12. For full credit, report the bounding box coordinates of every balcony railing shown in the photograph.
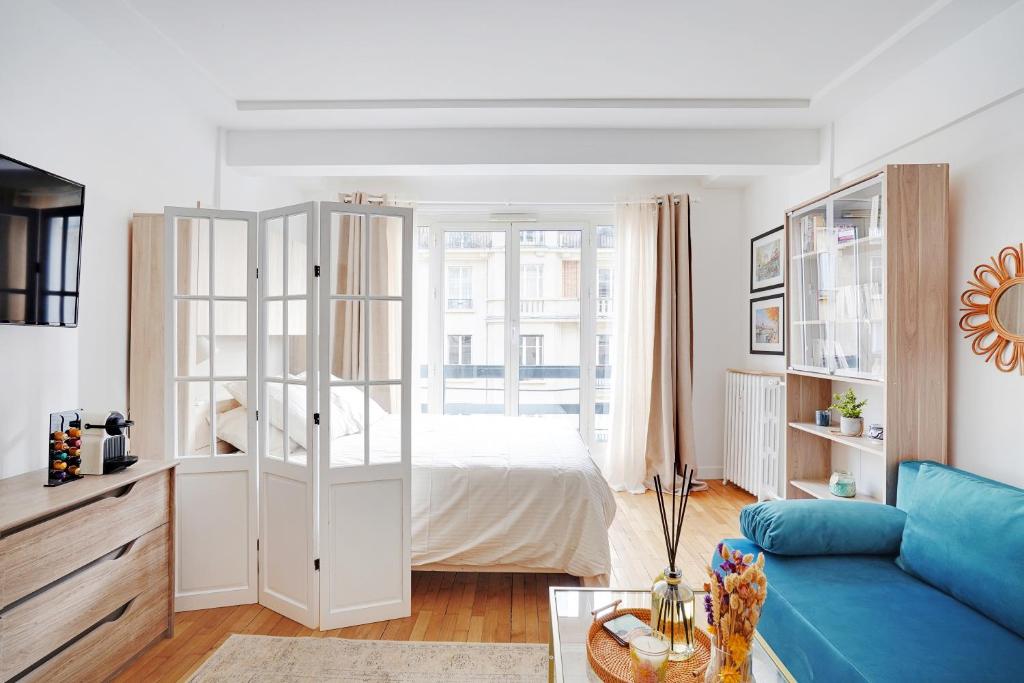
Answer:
[446,233,492,249]
[520,299,544,314]
[558,232,582,249]
[597,298,612,315]
[447,298,473,310]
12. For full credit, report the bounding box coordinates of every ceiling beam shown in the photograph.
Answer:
[236,98,810,111]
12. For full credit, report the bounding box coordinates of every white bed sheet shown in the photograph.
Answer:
[330,414,617,578]
[212,408,617,579]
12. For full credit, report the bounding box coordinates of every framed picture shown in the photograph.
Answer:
[750,225,785,293]
[750,294,785,355]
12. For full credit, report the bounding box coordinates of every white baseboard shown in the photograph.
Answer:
[697,466,723,481]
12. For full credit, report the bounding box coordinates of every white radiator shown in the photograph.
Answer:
[723,370,784,499]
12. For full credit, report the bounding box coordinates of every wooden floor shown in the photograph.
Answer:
[116,480,752,681]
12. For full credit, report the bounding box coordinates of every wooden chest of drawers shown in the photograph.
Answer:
[0,461,175,682]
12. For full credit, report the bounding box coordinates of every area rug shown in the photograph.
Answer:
[190,634,549,682]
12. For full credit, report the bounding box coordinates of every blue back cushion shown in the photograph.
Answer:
[896,462,1024,638]
[741,499,906,556]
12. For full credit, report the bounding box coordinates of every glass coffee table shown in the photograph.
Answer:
[549,587,795,682]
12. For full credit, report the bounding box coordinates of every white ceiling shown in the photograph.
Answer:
[52,0,1016,130]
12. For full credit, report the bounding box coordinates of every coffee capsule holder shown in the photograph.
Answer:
[46,409,86,487]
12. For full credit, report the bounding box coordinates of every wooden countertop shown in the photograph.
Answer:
[0,460,176,534]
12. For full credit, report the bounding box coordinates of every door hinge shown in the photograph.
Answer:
[313,412,320,425]
[256,267,259,279]
[314,558,320,571]
[255,409,259,421]
[314,265,321,277]
[257,539,260,552]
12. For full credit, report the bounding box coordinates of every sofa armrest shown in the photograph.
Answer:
[740,500,906,556]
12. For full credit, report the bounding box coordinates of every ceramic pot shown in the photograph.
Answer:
[839,416,863,436]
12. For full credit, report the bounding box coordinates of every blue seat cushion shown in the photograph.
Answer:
[896,462,1024,638]
[719,538,1024,682]
[740,500,906,556]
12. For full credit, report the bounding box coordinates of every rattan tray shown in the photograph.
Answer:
[586,607,711,683]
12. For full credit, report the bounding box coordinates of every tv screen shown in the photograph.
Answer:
[0,154,84,327]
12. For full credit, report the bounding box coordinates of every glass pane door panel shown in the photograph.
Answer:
[212,380,244,456]
[266,217,285,297]
[286,300,308,377]
[368,385,401,464]
[265,301,285,378]
[262,380,286,461]
[519,229,581,428]
[177,380,211,457]
[213,219,248,297]
[368,300,402,382]
[329,213,366,296]
[327,383,365,468]
[443,230,504,415]
[212,301,247,376]
[369,215,403,297]
[328,300,364,382]
[176,300,209,376]
[286,213,308,296]
[789,203,831,373]
[284,383,308,465]
[594,225,614,456]
[174,218,209,296]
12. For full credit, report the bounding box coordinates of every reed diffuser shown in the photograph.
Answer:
[650,463,696,661]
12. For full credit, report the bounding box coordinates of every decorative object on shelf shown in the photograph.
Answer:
[867,423,884,440]
[586,605,712,683]
[750,225,785,293]
[703,543,767,683]
[750,294,784,355]
[830,389,866,436]
[46,410,85,487]
[958,242,1024,374]
[828,470,857,498]
[814,409,831,427]
[629,634,670,683]
[651,465,697,661]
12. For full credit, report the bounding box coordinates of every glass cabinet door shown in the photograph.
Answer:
[831,177,885,379]
[789,201,831,373]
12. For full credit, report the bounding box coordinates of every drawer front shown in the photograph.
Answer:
[0,523,170,681]
[0,470,169,609]
[20,584,170,683]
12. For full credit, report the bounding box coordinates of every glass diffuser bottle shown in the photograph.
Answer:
[650,567,696,661]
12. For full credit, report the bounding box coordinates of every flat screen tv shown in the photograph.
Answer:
[0,154,84,327]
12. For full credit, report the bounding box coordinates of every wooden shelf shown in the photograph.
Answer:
[790,479,882,503]
[788,422,884,455]
[786,368,884,386]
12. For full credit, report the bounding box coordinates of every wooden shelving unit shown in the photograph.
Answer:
[789,479,882,503]
[784,165,949,505]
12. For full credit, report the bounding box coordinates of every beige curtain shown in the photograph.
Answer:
[331,192,401,412]
[602,195,696,492]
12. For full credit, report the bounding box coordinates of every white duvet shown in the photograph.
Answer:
[331,414,617,579]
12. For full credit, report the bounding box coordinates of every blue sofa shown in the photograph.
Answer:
[719,461,1024,682]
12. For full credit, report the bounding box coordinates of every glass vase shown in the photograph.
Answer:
[704,641,753,683]
[649,567,696,661]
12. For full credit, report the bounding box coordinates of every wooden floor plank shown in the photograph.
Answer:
[118,484,752,681]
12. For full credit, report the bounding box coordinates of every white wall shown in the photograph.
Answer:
[0,0,216,477]
[223,172,747,479]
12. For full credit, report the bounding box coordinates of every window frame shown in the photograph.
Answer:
[519,334,544,367]
[420,213,613,451]
[447,333,472,365]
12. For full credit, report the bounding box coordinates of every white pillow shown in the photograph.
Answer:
[216,406,296,458]
[225,380,358,447]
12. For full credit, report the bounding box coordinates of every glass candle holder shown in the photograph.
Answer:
[704,642,753,683]
[650,567,696,661]
[629,634,670,683]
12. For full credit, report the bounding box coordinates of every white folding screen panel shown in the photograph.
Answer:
[257,202,319,628]
[318,202,413,629]
[164,207,259,611]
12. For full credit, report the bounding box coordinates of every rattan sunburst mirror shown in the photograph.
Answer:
[959,243,1024,374]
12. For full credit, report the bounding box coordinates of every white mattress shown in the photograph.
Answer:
[332,414,617,578]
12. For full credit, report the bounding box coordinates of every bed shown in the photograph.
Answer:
[201,387,617,585]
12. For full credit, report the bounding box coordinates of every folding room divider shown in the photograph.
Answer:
[161,201,412,629]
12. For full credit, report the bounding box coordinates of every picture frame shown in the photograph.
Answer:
[750,225,785,293]
[750,293,785,355]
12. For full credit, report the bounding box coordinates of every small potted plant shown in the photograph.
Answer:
[830,389,867,436]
